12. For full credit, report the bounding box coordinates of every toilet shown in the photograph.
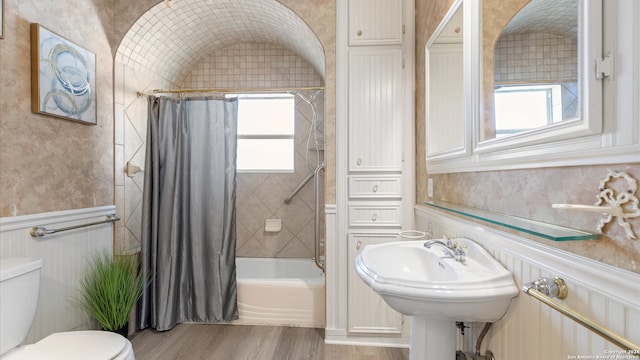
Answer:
[0,257,135,360]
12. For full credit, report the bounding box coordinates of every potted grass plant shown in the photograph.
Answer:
[78,252,145,337]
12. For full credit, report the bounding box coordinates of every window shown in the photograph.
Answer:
[235,94,295,173]
[493,84,563,137]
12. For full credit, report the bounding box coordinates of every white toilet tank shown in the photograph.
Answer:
[0,258,43,356]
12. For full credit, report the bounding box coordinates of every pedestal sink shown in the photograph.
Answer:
[354,238,518,360]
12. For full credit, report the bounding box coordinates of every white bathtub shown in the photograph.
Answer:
[233,257,325,328]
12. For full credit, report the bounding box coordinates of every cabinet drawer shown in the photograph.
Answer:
[349,204,401,227]
[349,176,402,199]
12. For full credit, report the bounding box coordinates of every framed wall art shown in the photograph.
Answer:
[30,23,97,124]
[1,0,4,40]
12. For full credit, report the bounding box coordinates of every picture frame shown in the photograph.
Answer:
[30,23,97,124]
[1,0,4,40]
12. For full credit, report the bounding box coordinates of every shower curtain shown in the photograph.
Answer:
[138,96,239,331]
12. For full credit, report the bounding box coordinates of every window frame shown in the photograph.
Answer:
[234,93,296,174]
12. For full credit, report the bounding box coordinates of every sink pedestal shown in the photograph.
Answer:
[410,317,456,360]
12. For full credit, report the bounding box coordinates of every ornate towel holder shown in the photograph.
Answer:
[553,170,640,239]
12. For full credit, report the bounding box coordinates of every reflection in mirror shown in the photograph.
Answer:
[485,0,578,140]
[426,2,465,159]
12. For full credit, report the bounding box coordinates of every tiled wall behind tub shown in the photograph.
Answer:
[113,62,178,256]
[181,43,323,89]
[118,42,326,259]
[233,91,325,258]
[183,42,326,258]
[494,32,577,82]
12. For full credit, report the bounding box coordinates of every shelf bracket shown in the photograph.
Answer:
[553,170,639,239]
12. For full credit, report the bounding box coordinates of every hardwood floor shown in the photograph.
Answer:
[130,324,409,360]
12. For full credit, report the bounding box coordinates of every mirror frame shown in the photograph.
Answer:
[425,0,470,161]
[426,0,613,174]
[474,0,603,153]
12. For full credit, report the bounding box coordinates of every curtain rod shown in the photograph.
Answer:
[146,86,325,95]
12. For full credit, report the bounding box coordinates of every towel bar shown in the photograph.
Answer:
[523,277,640,356]
[30,214,119,237]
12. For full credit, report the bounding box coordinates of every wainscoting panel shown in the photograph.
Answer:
[0,206,116,343]
[415,205,640,359]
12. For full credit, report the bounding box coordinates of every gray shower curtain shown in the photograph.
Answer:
[138,96,239,331]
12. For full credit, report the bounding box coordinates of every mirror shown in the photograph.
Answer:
[425,1,466,160]
[426,0,626,174]
[480,0,601,145]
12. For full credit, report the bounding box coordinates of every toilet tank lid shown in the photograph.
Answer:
[0,258,43,282]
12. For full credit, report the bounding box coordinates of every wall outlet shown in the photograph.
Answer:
[427,178,433,198]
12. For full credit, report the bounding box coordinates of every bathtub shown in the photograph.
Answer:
[233,257,325,328]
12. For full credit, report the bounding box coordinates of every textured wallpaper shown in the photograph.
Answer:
[0,0,114,217]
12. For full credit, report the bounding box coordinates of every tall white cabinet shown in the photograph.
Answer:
[328,0,414,346]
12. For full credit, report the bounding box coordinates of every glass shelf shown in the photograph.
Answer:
[423,200,599,241]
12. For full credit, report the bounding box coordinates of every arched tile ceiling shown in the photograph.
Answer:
[502,0,577,39]
[116,0,325,85]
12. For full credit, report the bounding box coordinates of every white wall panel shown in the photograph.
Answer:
[0,206,115,343]
[415,205,640,358]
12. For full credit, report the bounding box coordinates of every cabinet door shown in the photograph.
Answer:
[347,233,403,335]
[348,48,403,172]
[348,0,403,45]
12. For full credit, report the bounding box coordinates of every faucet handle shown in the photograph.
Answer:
[454,244,466,263]
[444,235,453,248]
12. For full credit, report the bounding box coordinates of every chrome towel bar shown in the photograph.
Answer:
[30,214,120,237]
[523,277,640,356]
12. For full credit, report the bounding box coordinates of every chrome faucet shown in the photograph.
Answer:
[424,238,466,263]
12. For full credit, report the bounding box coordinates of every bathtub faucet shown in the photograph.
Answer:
[424,238,466,263]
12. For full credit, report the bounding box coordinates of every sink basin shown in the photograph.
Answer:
[354,238,518,321]
[354,238,518,359]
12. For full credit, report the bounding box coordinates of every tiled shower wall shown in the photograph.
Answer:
[113,62,177,256]
[233,94,325,258]
[182,43,325,258]
[115,42,325,259]
[494,32,577,82]
[182,43,323,89]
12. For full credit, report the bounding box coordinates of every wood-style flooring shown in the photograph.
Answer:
[130,323,409,360]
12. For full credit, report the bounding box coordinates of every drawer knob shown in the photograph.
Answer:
[372,185,378,192]
[356,240,362,250]
[372,214,377,221]
[356,158,362,166]
[357,30,363,36]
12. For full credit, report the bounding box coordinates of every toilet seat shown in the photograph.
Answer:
[3,331,134,360]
